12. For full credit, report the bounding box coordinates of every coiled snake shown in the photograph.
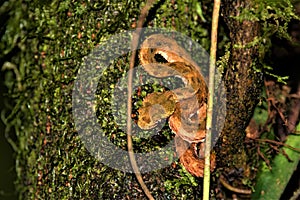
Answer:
[137,34,215,177]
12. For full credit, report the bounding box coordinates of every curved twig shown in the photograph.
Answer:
[219,175,252,195]
[255,138,300,152]
[127,0,156,199]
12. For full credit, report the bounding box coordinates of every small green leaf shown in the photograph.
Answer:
[195,2,206,22]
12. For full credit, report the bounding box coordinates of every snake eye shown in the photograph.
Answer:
[154,54,168,63]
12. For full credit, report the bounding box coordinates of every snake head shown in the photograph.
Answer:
[137,103,173,129]
[137,105,155,129]
[137,91,176,129]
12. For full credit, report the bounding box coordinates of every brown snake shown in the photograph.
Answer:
[137,34,216,177]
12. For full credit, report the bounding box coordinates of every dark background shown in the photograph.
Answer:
[0,71,17,200]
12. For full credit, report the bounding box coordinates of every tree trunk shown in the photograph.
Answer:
[218,0,263,176]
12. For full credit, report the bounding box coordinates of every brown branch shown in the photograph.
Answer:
[257,145,272,170]
[127,0,156,199]
[281,149,293,162]
[219,175,252,195]
[255,138,300,152]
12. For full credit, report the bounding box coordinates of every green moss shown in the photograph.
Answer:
[1,0,298,198]
[1,0,214,198]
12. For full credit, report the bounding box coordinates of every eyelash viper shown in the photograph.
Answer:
[137,34,216,177]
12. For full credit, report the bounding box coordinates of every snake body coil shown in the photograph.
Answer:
[138,34,215,177]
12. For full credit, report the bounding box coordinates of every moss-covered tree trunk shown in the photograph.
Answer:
[2,0,297,199]
[217,0,263,180]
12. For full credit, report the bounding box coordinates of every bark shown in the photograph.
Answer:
[218,0,263,176]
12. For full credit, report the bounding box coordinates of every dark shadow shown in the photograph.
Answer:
[0,65,17,199]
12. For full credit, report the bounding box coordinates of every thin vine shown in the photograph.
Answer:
[203,0,221,199]
[127,0,156,199]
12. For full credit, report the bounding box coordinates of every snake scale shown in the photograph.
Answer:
[137,34,215,177]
